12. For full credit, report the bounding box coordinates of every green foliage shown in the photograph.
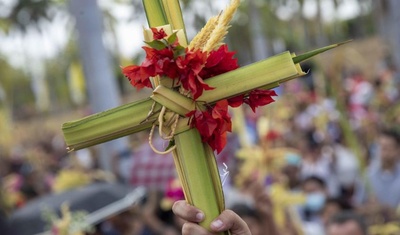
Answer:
[145,40,167,50]
[44,57,73,108]
[41,205,93,234]
[0,0,56,33]
[0,57,34,109]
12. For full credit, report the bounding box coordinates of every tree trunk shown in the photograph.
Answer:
[249,0,270,61]
[376,0,400,69]
[69,0,128,170]
[388,0,400,70]
[315,0,328,46]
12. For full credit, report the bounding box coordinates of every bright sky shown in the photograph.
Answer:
[0,0,362,70]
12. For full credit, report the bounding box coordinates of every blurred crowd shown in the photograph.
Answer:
[1,58,400,235]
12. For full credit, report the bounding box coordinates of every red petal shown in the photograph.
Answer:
[186,110,197,118]
[215,132,227,154]
[207,132,227,154]
[212,100,229,119]
[143,47,157,60]
[202,44,239,79]
[189,110,218,139]
[122,65,153,89]
[160,60,179,78]
[245,89,278,112]
[205,45,226,67]
[151,28,167,40]
[228,95,245,107]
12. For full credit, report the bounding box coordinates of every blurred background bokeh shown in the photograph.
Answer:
[1,0,400,234]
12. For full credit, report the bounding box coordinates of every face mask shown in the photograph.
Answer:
[285,153,302,166]
[305,192,326,212]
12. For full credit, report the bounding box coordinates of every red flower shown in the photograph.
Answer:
[151,28,167,40]
[187,100,231,153]
[187,109,218,141]
[123,40,238,101]
[122,64,154,89]
[201,44,239,79]
[211,100,232,133]
[122,46,178,90]
[245,89,277,112]
[177,49,214,100]
[227,94,244,108]
[208,132,228,154]
[175,45,238,100]
[159,58,179,79]
[153,48,178,78]
[143,47,175,75]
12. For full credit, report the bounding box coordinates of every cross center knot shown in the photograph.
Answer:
[147,78,199,155]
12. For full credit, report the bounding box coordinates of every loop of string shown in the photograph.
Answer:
[147,81,189,155]
[158,107,179,140]
[148,105,180,155]
[149,122,176,154]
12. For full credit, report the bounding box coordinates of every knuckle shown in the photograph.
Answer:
[181,223,189,233]
[172,201,197,221]
[182,223,194,235]
[224,209,236,218]
[182,223,209,235]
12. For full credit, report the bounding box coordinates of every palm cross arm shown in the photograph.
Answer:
[62,41,344,151]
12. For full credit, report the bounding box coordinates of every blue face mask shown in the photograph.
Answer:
[285,153,302,166]
[305,192,326,212]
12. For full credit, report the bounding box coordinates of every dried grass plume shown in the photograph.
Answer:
[189,0,240,52]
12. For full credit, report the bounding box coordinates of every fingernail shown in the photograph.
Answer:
[196,212,204,221]
[211,219,223,229]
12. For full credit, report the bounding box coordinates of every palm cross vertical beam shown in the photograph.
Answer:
[62,0,345,233]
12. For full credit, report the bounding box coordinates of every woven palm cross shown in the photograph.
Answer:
[62,0,345,233]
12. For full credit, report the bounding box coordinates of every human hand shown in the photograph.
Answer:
[241,178,279,235]
[241,177,273,218]
[172,200,252,235]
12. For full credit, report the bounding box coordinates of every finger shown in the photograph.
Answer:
[182,222,212,235]
[172,200,205,223]
[210,210,251,234]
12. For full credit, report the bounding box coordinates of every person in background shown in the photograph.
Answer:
[300,176,328,235]
[230,204,263,235]
[111,148,133,184]
[282,152,302,191]
[140,190,181,235]
[301,176,328,221]
[300,130,339,197]
[321,198,353,227]
[331,134,360,206]
[325,211,367,235]
[357,129,400,208]
[100,208,143,235]
[239,179,280,235]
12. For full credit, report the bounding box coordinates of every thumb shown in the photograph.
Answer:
[210,210,251,235]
